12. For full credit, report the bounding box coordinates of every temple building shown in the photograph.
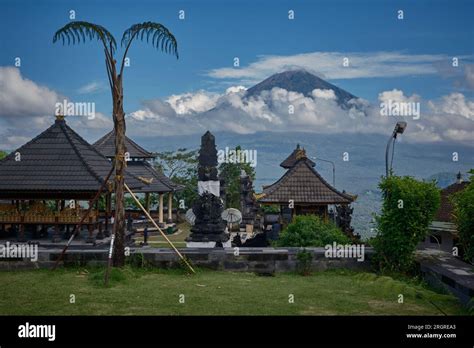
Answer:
[258,144,355,222]
[0,115,179,243]
[93,130,182,226]
[0,116,143,242]
[419,172,469,252]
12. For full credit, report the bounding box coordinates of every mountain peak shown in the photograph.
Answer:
[246,69,357,107]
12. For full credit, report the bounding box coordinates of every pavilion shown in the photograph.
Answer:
[258,144,355,222]
[0,116,144,243]
[93,130,182,227]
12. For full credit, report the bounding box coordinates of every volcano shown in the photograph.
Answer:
[246,70,357,107]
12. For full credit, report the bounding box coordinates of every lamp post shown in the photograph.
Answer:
[311,156,336,224]
[311,156,336,187]
[385,121,407,178]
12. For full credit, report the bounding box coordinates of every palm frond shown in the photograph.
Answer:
[121,21,178,59]
[53,21,117,54]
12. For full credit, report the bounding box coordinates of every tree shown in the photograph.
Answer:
[0,150,7,160]
[53,21,178,266]
[154,148,198,211]
[452,169,474,263]
[372,175,440,273]
[218,146,256,209]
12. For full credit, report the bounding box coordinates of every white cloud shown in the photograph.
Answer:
[225,86,247,94]
[0,66,64,121]
[1,66,473,149]
[207,51,467,84]
[378,89,421,104]
[77,81,107,94]
[428,93,474,120]
[166,90,219,115]
[0,67,112,149]
[312,89,336,100]
[126,86,474,146]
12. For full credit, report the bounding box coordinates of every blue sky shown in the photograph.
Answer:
[0,0,473,146]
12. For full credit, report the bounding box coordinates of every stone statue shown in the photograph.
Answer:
[187,131,229,244]
[239,170,260,230]
[336,204,359,241]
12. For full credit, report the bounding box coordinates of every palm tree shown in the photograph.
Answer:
[53,21,178,266]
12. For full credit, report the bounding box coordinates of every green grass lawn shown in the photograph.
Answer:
[0,267,467,315]
[138,222,190,248]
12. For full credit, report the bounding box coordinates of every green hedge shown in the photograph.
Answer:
[452,170,474,262]
[274,215,350,247]
[372,175,440,273]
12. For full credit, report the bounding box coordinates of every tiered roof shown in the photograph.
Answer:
[0,117,143,199]
[259,145,354,205]
[93,130,155,159]
[93,130,182,193]
[280,144,315,169]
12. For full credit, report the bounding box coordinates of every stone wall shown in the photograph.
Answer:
[1,247,374,273]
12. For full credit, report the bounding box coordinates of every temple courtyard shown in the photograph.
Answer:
[0,267,466,315]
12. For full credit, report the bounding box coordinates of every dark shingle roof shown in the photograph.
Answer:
[435,180,469,222]
[93,130,155,159]
[0,118,143,194]
[259,158,354,204]
[126,161,183,193]
[280,144,315,169]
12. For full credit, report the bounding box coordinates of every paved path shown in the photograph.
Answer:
[417,249,474,307]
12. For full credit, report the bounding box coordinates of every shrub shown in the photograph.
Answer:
[296,249,313,276]
[452,170,474,263]
[274,215,350,247]
[372,175,440,273]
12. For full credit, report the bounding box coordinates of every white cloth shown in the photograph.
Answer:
[198,180,220,197]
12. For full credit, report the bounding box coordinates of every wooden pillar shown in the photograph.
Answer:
[52,223,61,243]
[96,198,104,240]
[86,200,95,243]
[18,223,26,242]
[159,193,164,226]
[86,224,94,243]
[145,193,151,213]
[167,192,173,223]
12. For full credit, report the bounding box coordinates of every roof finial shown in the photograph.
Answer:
[295,148,307,161]
[55,103,65,122]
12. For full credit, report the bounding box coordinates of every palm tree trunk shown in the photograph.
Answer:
[112,78,126,267]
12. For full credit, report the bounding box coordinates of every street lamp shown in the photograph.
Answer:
[385,121,407,177]
[311,156,335,187]
[311,156,336,224]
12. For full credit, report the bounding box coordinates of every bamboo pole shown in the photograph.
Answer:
[124,183,195,274]
[52,165,115,270]
[104,232,116,286]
